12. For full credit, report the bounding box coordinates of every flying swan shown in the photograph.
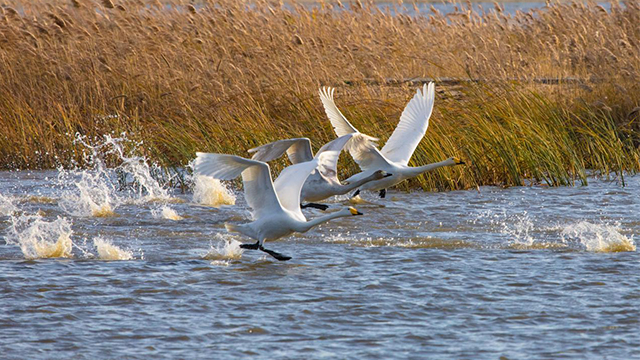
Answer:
[248,133,392,210]
[194,139,364,261]
[319,82,465,198]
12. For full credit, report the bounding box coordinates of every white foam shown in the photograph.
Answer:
[0,194,17,216]
[93,237,133,260]
[151,205,183,221]
[6,214,75,259]
[561,221,635,252]
[58,168,117,217]
[192,175,236,207]
[203,234,244,263]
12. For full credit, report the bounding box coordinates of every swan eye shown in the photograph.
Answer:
[453,157,465,165]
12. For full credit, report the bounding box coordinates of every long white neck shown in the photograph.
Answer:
[336,172,382,195]
[296,210,351,233]
[407,159,455,177]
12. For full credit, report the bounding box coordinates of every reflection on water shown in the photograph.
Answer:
[0,136,638,358]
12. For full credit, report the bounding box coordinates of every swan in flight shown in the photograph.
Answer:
[319,82,465,198]
[194,144,363,261]
[248,134,392,210]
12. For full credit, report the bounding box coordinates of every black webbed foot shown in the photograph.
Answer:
[379,189,386,198]
[301,203,329,211]
[259,246,292,261]
[240,241,260,250]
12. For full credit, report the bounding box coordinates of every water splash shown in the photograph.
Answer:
[0,194,17,216]
[192,175,235,207]
[151,205,183,221]
[6,214,74,259]
[93,237,133,260]
[203,234,244,263]
[500,211,536,247]
[561,221,635,252]
[58,133,176,216]
[58,167,117,217]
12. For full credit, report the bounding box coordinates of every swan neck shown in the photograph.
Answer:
[410,160,452,176]
[340,173,380,194]
[300,211,349,232]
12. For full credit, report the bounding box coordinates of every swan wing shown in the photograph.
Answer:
[319,87,361,137]
[346,135,392,171]
[273,159,319,218]
[319,87,384,170]
[312,134,353,179]
[248,138,314,164]
[194,152,281,219]
[380,82,435,165]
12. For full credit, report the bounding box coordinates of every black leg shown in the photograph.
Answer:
[352,189,361,197]
[259,246,292,261]
[301,203,329,211]
[379,189,386,198]
[240,241,260,250]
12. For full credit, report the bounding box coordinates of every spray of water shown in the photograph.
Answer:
[0,194,17,216]
[6,214,75,259]
[202,234,244,263]
[192,175,236,207]
[151,205,184,221]
[561,221,635,252]
[58,167,117,217]
[57,133,177,217]
[93,237,134,260]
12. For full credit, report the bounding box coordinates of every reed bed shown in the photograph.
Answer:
[0,0,638,190]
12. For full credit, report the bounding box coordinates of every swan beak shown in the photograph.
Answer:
[349,207,363,216]
[453,157,465,165]
[383,172,393,178]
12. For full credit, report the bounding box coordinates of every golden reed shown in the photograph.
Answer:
[0,0,638,190]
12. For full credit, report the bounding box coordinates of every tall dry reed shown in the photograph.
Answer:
[0,0,638,190]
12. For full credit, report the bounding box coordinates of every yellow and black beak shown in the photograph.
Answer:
[453,157,466,165]
[349,207,364,216]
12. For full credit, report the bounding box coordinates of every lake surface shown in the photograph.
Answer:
[0,142,638,359]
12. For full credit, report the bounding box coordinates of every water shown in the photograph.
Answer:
[0,140,638,358]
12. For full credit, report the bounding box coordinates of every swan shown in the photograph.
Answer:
[248,133,392,210]
[319,82,465,198]
[194,141,363,261]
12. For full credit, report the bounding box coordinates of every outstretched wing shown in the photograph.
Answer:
[345,133,391,171]
[380,82,435,165]
[273,159,319,219]
[313,134,353,180]
[248,138,314,164]
[319,87,362,137]
[194,152,281,219]
[318,87,384,171]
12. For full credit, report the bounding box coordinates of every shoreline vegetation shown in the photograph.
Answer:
[0,0,638,191]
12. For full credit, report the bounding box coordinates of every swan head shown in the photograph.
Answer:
[348,206,363,216]
[449,157,465,165]
[372,170,393,179]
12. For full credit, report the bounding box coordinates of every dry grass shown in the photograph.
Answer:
[0,0,638,190]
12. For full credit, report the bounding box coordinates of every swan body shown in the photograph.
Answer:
[248,134,392,203]
[194,137,363,260]
[319,82,464,196]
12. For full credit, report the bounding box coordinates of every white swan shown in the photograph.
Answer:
[319,82,465,198]
[248,134,392,209]
[194,141,363,261]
